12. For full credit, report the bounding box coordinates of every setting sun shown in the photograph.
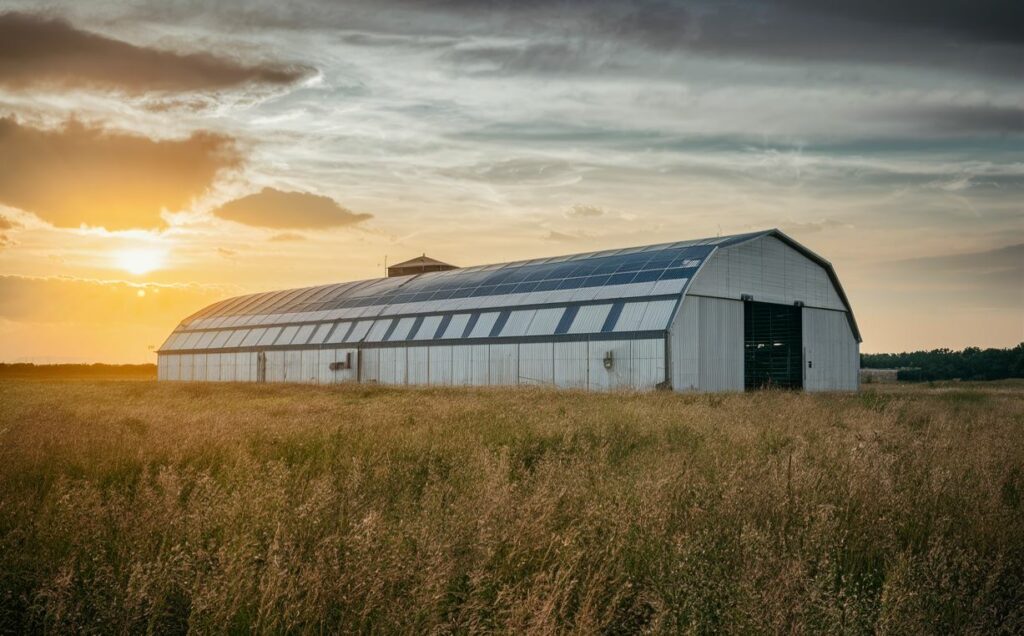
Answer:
[114,248,165,275]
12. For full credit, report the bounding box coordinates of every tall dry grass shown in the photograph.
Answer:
[0,380,1022,633]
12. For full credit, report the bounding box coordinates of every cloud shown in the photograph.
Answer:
[880,243,1024,310]
[567,204,606,218]
[268,232,307,242]
[0,11,312,94]
[546,230,584,242]
[0,214,16,230]
[212,187,371,229]
[217,247,237,258]
[0,117,241,230]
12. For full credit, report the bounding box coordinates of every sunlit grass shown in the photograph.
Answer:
[0,380,1021,633]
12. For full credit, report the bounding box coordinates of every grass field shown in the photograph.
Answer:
[1,380,1022,633]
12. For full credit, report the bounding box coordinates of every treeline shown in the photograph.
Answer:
[0,363,156,380]
[861,344,1024,382]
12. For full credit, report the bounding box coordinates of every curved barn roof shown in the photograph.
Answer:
[160,229,859,352]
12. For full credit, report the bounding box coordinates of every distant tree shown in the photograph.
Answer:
[861,344,1024,382]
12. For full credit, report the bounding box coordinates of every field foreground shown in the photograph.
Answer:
[1,381,1022,633]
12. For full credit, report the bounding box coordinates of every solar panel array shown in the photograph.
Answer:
[161,299,679,352]
[162,232,768,351]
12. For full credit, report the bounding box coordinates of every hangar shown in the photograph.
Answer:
[157,229,860,391]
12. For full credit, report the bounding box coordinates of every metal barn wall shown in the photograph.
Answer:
[688,236,846,311]
[669,295,744,392]
[157,337,665,391]
[802,307,860,391]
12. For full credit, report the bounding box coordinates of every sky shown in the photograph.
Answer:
[0,0,1021,363]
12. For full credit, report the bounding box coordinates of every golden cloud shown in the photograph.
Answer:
[212,187,371,229]
[0,12,312,94]
[0,118,242,230]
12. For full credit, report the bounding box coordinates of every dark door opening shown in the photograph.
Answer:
[744,301,803,390]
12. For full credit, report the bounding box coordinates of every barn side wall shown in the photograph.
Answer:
[802,307,860,391]
[670,295,744,392]
[157,337,666,391]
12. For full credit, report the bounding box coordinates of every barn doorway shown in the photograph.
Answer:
[744,301,803,390]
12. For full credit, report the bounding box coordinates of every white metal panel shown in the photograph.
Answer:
[326,322,353,344]
[360,348,380,383]
[429,345,453,385]
[293,324,316,346]
[670,295,700,391]
[309,323,333,344]
[525,308,564,336]
[554,341,588,389]
[259,327,283,346]
[157,355,167,380]
[568,304,612,334]
[500,310,537,337]
[488,343,518,385]
[166,354,180,381]
[469,312,500,338]
[179,354,194,381]
[364,319,393,342]
[236,352,253,382]
[345,320,374,343]
[266,351,285,382]
[471,344,489,385]
[452,345,473,385]
[689,235,845,311]
[519,342,554,385]
[225,329,248,348]
[638,299,677,331]
[207,353,221,382]
[220,352,236,382]
[803,307,859,391]
[195,331,218,349]
[588,340,632,390]
[389,317,416,342]
[698,296,744,392]
[612,302,649,332]
[300,349,319,383]
[520,340,552,385]
[276,325,300,345]
[407,347,429,384]
[441,314,471,339]
[241,328,266,347]
[379,348,406,385]
[630,339,665,389]
[416,315,443,340]
[194,353,208,381]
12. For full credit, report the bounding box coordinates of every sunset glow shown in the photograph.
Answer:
[0,4,1020,363]
[113,248,165,276]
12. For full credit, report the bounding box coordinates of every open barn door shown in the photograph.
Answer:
[744,301,803,390]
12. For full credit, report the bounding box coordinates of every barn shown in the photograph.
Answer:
[157,229,861,391]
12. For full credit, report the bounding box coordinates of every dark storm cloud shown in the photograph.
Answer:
[0,118,241,230]
[0,11,312,94]
[212,188,372,229]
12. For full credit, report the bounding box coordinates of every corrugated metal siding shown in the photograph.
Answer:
[630,339,665,388]
[489,343,518,385]
[452,345,473,385]
[365,319,392,342]
[519,342,554,385]
[408,347,429,384]
[284,350,302,381]
[500,310,537,337]
[194,353,208,381]
[554,341,588,388]
[379,348,405,384]
[588,340,632,390]
[416,315,443,341]
[612,302,649,332]
[300,349,319,383]
[266,351,285,382]
[220,352,235,382]
[361,348,380,382]
[668,295,742,392]
[471,344,489,385]
[345,320,374,343]
[429,346,453,385]
[688,235,845,311]
[803,307,859,391]
[697,296,744,391]
[206,353,221,381]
